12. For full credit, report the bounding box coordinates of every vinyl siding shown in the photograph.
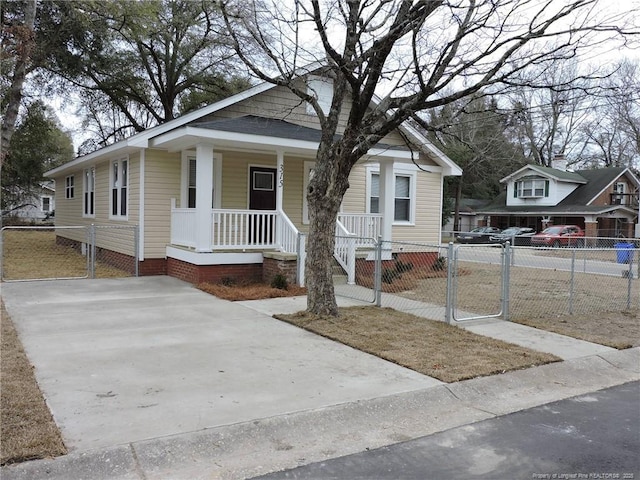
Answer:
[197,84,407,147]
[51,153,140,255]
[143,150,181,258]
[342,163,443,245]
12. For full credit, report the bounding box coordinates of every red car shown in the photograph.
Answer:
[531,225,585,247]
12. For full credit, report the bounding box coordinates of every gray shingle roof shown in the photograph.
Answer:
[479,167,630,215]
[189,115,408,151]
[558,167,626,206]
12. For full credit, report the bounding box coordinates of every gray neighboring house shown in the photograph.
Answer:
[2,181,55,221]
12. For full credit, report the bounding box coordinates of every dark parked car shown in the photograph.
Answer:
[455,226,502,244]
[531,225,585,247]
[489,227,537,246]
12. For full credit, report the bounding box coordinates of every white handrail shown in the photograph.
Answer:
[334,220,356,284]
[277,211,300,254]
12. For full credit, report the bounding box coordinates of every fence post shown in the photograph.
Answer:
[90,224,96,279]
[502,242,511,321]
[627,250,634,310]
[296,232,306,287]
[569,249,576,315]
[134,225,140,277]
[445,242,454,324]
[374,236,382,307]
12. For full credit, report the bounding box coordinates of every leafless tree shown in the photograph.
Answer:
[1,0,37,169]
[221,0,638,316]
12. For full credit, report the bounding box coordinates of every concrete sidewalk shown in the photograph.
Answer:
[1,277,638,479]
[3,348,638,480]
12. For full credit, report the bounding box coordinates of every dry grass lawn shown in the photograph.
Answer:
[390,261,639,349]
[276,306,559,383]
[0,301,67,465]
[1,230,130,280]
[513,309,639,349]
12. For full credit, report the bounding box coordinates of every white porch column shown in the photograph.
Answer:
[195,143,214,252]
[379,160,395,243]
[275,150,285,249]
[276,150,284,212]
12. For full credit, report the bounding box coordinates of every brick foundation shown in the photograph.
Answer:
[167,257,263,285]
[355,251,440,276]
[262,255,298,285]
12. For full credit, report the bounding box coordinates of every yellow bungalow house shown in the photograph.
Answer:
[45,75,461,284]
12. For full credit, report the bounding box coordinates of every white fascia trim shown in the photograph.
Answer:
[500,165,587,185]
[153,126,415,161]
[586,168,639,207]
[138,148,145,261]
[166,246,264,265]
[46,83,277,178]
[368,93,462,177]
[128,83,275,148]
[46,141,134,177]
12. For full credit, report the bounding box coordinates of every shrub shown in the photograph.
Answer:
[270,273,289,290]
[221,276,236,287]
[432,256,446,271]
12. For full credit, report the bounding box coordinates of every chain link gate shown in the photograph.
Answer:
[445,242,509,323]
[1,225,139,282]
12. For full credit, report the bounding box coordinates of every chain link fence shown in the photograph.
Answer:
[333,236,639,323]
[1,225,139,282]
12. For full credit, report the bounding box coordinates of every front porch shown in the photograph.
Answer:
[168,204,383,285]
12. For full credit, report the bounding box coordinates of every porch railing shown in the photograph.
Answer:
[212,209,277,249]
[170,202,198,249]
[170,200,300,252]
[338,213,382,245]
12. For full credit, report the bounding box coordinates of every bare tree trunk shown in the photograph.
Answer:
[305,144,353,317]
[305,195,341,316]
[1,0,37,169]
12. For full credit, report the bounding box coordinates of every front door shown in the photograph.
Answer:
[249,167,277,244]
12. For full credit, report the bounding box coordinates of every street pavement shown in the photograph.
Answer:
[1,276,639,480]
[255,381,640,480]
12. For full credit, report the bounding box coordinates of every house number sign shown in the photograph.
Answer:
[278,164,285,188]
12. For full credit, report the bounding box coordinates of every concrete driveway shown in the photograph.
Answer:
[1,276,439,453]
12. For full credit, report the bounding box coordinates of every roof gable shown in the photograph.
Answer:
[558,167,632,206]
[500,164,587,184]
[46,69,461,177]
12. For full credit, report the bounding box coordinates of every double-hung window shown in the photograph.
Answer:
[515,177,548,198]
[369,170,415,223]
[394,175,411,222]
[111,158,128,218]
[65,175,74,199]
[41,197,52,213]
[83,167,95,217]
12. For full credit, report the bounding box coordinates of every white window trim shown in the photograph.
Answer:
[65,175,74,199]
[83,166,96,218]
[302,161,315,224]
[366,165,417,226]
[516,177,546,198]
[41,196,52,213]
[109,157,129,220]
[181,151,222,209]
